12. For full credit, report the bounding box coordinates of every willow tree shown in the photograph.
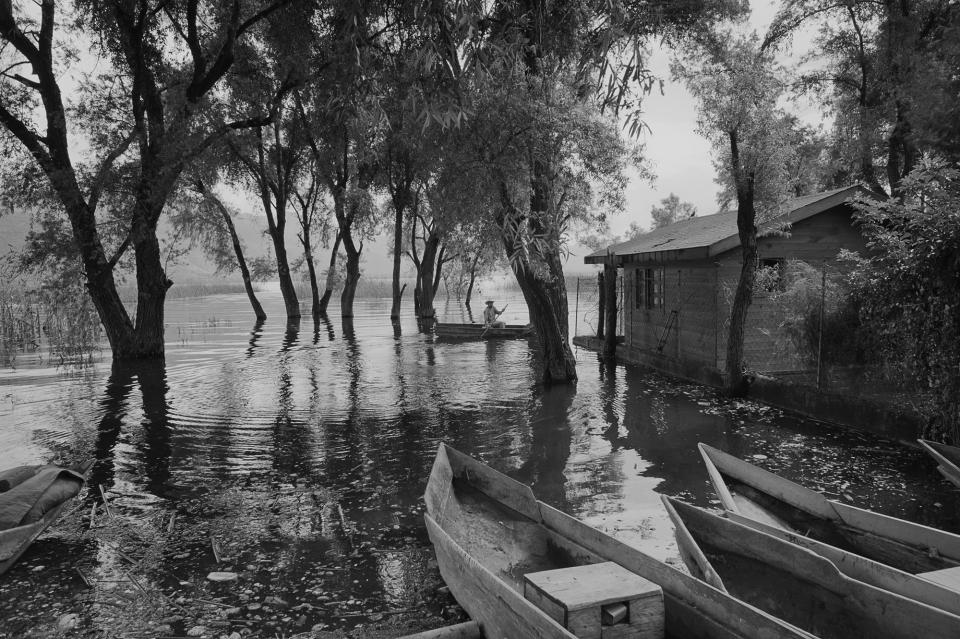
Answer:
[675,32,798,396]
[450,0,743,383]
[0,1,293,359]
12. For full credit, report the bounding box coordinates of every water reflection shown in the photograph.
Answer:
[2,291,960,637]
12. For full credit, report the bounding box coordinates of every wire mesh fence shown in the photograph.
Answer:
[571,275,623,339]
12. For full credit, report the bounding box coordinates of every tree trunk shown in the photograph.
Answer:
[417,232,440,319]
[319,231,341,315]
[603,261,618,357]
[390,201,405,320]
[130,209,171,358]
[302,232,322,320]
[496,181,576,384]
[203,186,266,320]
[340,250,360,319]
[271,224,301,320]
[725,130,757,397]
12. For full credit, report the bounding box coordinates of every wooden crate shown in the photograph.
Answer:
[523,562,664,639]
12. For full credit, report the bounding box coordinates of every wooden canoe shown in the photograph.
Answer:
[0,459,93,576]
[698,443,960,575]
[919,439,960,488]
[434,323,533,339]
[424,443,816,639]
[662,496,960,639]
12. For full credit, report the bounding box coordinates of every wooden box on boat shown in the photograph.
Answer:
[523,562,665,639]
[424,442,817,639]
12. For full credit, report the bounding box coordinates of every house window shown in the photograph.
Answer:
[642,267,664,310]
[758,258,786,293]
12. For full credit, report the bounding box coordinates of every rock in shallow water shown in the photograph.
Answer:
[207,571,239,582]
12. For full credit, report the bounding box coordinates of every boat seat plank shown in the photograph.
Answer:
[920,566,960,593]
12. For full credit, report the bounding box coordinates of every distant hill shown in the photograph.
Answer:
[0,207,598,288]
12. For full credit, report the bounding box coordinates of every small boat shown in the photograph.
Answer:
[0,459,93,576]
[662,496,960,639]
[698,443,960,575]
[919,439,960,488]
[424,443,816,639]
[434,323,533,339]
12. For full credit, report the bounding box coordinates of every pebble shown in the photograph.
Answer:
[187,626,206,637]
[208,571,239,582]
[57,613,79,632]
[263,596,289,608]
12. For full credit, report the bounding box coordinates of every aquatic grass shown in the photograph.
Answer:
[0,284,101,368]
[117,281,257,302]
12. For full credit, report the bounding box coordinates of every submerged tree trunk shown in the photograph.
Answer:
[319,231,341,315]
[340,237,361,318]
[302,232,321,320]
[496,181,576,384]
[725,130,758,397]
[390,200,405,320]
[416,231,440,319]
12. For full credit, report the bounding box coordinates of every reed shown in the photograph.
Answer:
[0,284,102,368]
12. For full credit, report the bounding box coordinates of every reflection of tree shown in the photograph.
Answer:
[314,314,335,344]
[272,318,315,478]
[245,319,265,358]
[598,359,623,450]
[618,368,732,502]
[91,362,138,493]
[91,360,172,498]
[515,385,575,511]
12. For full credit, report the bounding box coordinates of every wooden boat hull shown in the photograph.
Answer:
[0,460,93,576]
[919,439,960,488]
[425,443,816,639]
[434,323,533,339]
[698,443,960,575]
[663,496,960,639]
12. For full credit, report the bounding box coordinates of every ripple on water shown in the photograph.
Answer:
[1,292,959,637]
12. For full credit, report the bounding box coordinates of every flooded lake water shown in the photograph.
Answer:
[2,286,959,637]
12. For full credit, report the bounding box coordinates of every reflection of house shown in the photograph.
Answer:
[581,186,871,381]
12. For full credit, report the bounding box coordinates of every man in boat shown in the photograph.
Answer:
[483,300,506,328]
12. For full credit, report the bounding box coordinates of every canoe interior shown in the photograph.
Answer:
[701,444,960,574]
[667,498,960,639]
[426,444,816,639]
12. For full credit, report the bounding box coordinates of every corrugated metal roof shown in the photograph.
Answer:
[586,185,863,262]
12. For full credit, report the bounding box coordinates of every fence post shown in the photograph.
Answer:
[597,272,605,340]
[816,265,826,391]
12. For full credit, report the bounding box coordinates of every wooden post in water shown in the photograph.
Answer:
[603,254,618,358]
[597,272,606,340]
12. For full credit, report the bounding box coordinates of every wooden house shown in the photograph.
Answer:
[583,185,872,380]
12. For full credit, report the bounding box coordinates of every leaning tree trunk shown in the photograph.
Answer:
[270,224,301,320]
[201,184,266,320]
[319,231,341,314]
[725,130,758,397]
[301,232,322,320]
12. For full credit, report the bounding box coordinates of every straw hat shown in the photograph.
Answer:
[485,300,494,305]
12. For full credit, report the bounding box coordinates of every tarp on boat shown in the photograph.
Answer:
[0,465,85,540]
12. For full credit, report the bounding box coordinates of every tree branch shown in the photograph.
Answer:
[88,128,138,213]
